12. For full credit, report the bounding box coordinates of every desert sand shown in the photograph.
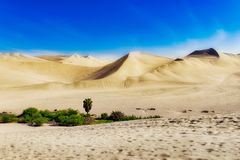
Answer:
[0,49,240,159]
[0,50,239,116]
[0,113,240,160]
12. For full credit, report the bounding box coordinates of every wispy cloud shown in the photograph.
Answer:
[140,29,240,57]
[2,29,240,60]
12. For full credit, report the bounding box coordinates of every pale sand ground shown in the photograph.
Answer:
[0,82,239,116]
[0,113,240,160]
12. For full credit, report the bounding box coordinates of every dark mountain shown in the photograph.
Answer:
[188,48,219,58]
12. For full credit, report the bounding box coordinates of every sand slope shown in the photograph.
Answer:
[0,53,99,88]
[1,51,239,88]
[37,55,68,62]
[138,53,240,85]
[89,51,172,80]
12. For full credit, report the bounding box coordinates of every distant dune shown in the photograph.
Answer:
[0,50,240,88]
[37,55,68,62]
[0,53,99,88]
[60,54,110,67]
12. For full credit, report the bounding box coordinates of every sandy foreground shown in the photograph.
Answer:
[0,113,240,160]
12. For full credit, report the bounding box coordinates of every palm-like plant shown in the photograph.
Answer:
[83,98,92,115]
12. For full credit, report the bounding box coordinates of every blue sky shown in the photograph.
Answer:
[0,0,240,57]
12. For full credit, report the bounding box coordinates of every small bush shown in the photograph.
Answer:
[58,115,84,126]
[143,115,161,119]
[94,119,113,124]
[122,115,140,121]
[40,110,56,121]
[100,113,108,120]
[0,113,18,123]
[109,111,125,121]
[30,117,48,127]
[20,107,49,125]
[24,112,43,123]
[66,108,78,115]
[20,107,40,123]
[22,107,39,117]
[54,109,79,123]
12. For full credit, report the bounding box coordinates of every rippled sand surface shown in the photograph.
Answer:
[0,113,240,160]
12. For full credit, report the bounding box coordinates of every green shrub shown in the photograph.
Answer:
[100,113,109,120]
[94,119,113,124]
[40,110,56,121]
[20,107,49,125]
[109,111,125,121]
[65,108,78,115]
[0,113,18,123]
[58,115,84,126]
[30,117,48,127]
[144,115,161,119]
[53,109,79,123]
[122,115,140,121]
[23,112,43,123]
[22,107,39,117]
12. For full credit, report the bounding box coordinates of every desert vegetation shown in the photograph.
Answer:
[0,109,160,127]
[0,99,161,127]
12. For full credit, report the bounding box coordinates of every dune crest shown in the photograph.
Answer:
[0,50,240,89]
[89,51,172,80]
[0,53,46,62]
[140,53,240,85]
[60,54,110,67]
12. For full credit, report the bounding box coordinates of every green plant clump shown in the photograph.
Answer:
[100,113,109,120]
[31,117,48,127]
[0,105,162,127]
[39,110,56,121]
[0,113,18,123]
[121,115,140,121]
[53,108,79,123]
[58,115,84,126]
[109,111,125,121]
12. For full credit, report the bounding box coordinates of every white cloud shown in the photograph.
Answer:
[2,29,240,60]
[140,29,240,58]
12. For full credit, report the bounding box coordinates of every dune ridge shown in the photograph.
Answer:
[1,50,240,89]
[60,54,110,67]
[0,49,240,118]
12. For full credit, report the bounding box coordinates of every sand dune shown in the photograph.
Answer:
[61,54,110,67]
[1,51,239,89]
[70,51,172,88]
[89,51,172,80]
[37,55,68,62]
[0,53,99,88]
[137,53,240,85]
[0,53,46,62]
